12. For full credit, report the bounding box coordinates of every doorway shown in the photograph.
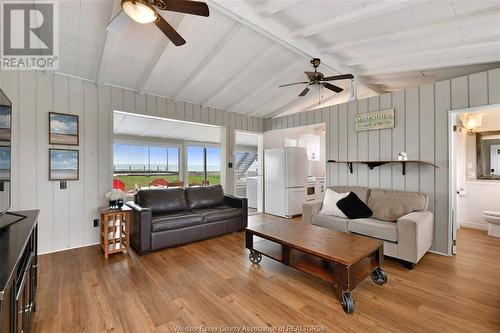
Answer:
[449,103,500,253]
[234,131,264,215]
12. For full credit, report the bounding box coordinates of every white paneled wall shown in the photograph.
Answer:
[265,68,500,255]
[0,70,264,253]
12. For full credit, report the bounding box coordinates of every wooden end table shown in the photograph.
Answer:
[99,206,131,258]
[245,221,387,314]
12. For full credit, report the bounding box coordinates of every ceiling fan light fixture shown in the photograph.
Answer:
[121,0,157,24]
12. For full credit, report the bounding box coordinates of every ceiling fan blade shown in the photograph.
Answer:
[322,74,354,81]
[159,0,210,17]
[106,10,131,32]
[155,15,186,46]
[279,81,309,88]
[298,87,310,97]
[304,71,316,80]
[322,82,343,93]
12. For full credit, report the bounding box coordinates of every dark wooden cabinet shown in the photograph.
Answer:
[0,211,39,333]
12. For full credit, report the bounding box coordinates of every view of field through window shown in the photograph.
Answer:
[113,143,221,191]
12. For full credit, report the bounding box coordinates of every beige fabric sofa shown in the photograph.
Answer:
[303,186,434,268]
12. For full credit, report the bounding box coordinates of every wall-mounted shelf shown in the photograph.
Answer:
[327,160,439,176]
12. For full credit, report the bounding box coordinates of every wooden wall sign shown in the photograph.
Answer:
[355,109,395,131]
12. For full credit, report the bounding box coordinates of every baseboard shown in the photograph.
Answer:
[39,242,100,256]
[459,222,488,231]
[428,250,449,256]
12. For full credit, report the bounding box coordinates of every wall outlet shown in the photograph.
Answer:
[93,219,99,227]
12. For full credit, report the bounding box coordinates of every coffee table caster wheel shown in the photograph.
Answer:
[341,292,355,314]
[249,250,262,264]
[371,268,387,285]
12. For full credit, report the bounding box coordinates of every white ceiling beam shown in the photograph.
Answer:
[207,0,384,99]
[96,0,122,86]
[201,44,282,107]
[255,1,296,16]
[292,0,418,38]
[346,34,500,67]
[138,16,190,95]
[359,54,500,76]
[320,5,500,53]
[229,58,305,115]
[172,25,247,100]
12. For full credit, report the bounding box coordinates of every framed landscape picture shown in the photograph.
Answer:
[49,112,79,145]
[49,149,79,181]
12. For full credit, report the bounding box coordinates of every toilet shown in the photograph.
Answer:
[484,211,500,237]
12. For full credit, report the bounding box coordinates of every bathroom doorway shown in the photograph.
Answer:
[449,103,500,253]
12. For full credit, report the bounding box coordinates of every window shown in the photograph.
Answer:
[187,145,221,186]
[113,143,180,191]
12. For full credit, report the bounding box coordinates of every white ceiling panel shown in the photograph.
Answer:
[53,0,500,119]
[113,112,221,143]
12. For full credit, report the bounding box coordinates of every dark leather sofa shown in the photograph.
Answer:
[126,185,248,255]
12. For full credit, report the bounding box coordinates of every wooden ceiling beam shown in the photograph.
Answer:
[255,1,297,16]
[96,0,122,86]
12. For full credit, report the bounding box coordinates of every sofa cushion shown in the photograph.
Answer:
[348,218,398,242]
[192,205,243,223]
[136,188,187,215]
[367,189,428,222]
[319,189,349,218]
[330,186,370,203]
[312,214,349,232]
[185,185,225,209]
[151,212,203,232]
[337,192,373,219]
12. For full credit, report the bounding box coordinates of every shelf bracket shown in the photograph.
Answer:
[346,162,353,174]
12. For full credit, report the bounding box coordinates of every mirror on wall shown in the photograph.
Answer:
[476,130,500,179]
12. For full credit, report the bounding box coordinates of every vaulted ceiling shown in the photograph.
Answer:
[58,0,500,118]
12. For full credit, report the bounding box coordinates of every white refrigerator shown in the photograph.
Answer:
[265,147,308,218]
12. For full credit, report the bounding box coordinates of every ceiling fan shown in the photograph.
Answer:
[279,58,354,97]
[106,0,210,46]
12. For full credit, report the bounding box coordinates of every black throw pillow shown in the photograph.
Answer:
[336,192,373,219]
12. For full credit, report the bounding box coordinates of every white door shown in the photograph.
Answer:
[286,147,307,188]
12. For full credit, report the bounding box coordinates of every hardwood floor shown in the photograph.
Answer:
[32,214,500,332]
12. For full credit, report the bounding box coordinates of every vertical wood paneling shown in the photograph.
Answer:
[176,101,185,119]
[488,68,500,104]
[379,93,392,189]
[357,99,368,186]
[185,102,193,121]
[451,76,468,109]
[19,71,37,209]
[468,72,488,107]
[338,103,348,185]
[435,79,451,254]
[156,96,166,117]
[52,74,71,250]
[146,94,156,115]
[83,81,99,245]
[392,90,405,190]
[368,96,380,188]
[98,85,112,210]
[123,89,135,113]
[68,78,85,248]
[307,110,314,125]
[419,83,435,213]
[36,72,54,253]
[405,87,420,192]
[135,94,146,114]
[111,86,124,110]
[329,106,339,186]
[347,101,357,185]
[167,99,176,119]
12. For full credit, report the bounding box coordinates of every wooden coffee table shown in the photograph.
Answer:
[245,221,387,314]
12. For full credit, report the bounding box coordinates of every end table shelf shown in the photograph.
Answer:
[99,206,131,258]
